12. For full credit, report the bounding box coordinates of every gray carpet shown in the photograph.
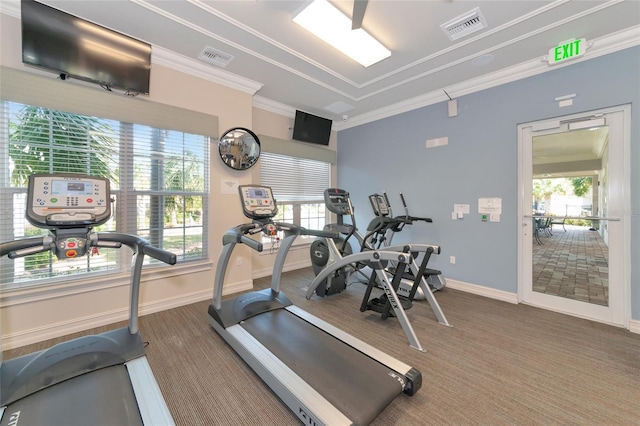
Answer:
[4,267,640,425]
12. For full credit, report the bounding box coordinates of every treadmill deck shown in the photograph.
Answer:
[238,308,404,425]
[0,364,142,426]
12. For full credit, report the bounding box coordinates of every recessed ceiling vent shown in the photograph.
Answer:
[441,7,488,41]
[198,46,234,68]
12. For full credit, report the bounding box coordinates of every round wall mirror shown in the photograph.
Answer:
[218,127,261,170]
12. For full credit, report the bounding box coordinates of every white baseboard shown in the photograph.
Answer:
[2,279,253,350]
[446,279,640,334]
[445,278,519,304]
[5,271,635,349]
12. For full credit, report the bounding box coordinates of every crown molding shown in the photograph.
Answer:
[333,25,640,131]
[3,1,636,130]
[0,1,263,95]
[152,46,263,95]
[252,95,296,118]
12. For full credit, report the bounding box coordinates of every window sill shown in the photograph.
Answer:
[0,259,213,307]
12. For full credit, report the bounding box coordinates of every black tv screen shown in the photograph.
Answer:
[21,0,151,94]
[292,110,332,146]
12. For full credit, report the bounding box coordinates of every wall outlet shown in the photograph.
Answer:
[236,257,243,267]
[450,256,456,264]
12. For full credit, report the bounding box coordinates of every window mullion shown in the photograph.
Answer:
[1,100,210,291]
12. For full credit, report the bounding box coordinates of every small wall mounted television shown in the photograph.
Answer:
[21,0,152,95]
[292,110,332,146]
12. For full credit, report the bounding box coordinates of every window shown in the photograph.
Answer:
[0,101,209,290]
[260,152,330,243]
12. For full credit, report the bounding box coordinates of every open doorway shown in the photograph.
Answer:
[532,126,607,306]
[518,106,630,327]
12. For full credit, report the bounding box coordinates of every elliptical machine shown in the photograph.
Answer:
[309,188,362,297]
[1,173,177,426]
[368,192,447,291]
[307,188,451,349]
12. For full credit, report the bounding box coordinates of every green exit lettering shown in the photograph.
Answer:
[548,38,587,65]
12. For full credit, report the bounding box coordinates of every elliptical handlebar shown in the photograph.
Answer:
[399,215,433,224]
[279,224,339,239]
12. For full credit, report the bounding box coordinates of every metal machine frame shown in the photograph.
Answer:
[1,173,176,426]
[208,185,422,425]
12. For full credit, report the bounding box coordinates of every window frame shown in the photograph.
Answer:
[259,152,330,247]
[0,100,210,291]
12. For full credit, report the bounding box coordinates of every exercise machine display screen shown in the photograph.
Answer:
[324,188,351,215]
[51,180,94,196]
[26,173,112,228]
[369,194,390,217]
[239,185,277,219]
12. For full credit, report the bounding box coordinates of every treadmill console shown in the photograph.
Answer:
[239,185,277,219]
[26,174,112,229]
[324,188,352,215]
[369,194,390,217]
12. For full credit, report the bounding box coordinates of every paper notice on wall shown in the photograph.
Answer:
[478,197,502,215]
[221,179,239,194]
[454,204,470,215]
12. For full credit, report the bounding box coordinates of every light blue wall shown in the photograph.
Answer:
[337,46,639,319]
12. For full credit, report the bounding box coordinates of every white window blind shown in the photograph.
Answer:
[260,152,330,202]
[259,152,329,238]
[0,101,209,290]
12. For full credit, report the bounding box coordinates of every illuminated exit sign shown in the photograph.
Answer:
[548,38,587,65]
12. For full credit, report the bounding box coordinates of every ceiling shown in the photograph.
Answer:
[533,126,609,179]
[4,0,639,130]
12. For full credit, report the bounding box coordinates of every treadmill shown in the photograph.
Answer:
[208,185,422,425]
[0,173,177,426]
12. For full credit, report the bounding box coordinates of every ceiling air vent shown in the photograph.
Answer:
[441,7,488,41]
[198,46,234,68]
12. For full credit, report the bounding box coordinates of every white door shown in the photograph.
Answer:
[518,106,630,326]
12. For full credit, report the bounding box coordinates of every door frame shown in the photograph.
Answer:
[517,105,631,327]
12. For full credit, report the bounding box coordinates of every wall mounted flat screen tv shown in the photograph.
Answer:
[21,0,152,95]
[292,110,332,146]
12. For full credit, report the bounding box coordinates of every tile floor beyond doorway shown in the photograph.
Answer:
[532,224,609,306]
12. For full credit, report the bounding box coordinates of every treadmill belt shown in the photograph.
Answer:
[1,365,142,426]
[241,309,404,425]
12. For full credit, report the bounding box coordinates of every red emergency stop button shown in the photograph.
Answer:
[66,250,77,258]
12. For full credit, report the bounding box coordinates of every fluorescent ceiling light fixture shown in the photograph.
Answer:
[293,0,390,67]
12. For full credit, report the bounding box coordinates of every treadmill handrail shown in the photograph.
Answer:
[1,236,55,259]
[214,221,339,308]
[95,232,177,335]
[1,232,177,264]
[1,232,176,335]
[209,187,424,424]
